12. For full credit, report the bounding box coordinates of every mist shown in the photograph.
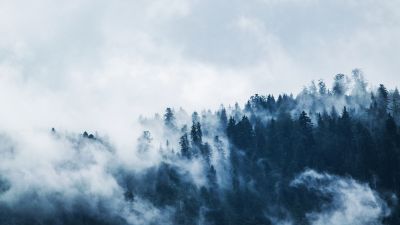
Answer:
[1,0,400,224]
[0,71,399,224]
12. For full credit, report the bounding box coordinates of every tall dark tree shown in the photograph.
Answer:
[379,115,400,190]
[377,84,389,117]
[390,88,400,123]
[291,111,314,171]
[226,117,236,140]
[232,116,255,151]
[266,95,276,113]
[180,133,191,159]
[336,107,354,174]
[219,107,228,130]
[191,122,202,146]
[254,120,267,157]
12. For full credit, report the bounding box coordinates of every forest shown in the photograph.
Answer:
[0,70,399,225]
[136,70,400,225]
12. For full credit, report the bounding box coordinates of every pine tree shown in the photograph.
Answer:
[192,111,200,123]
[333,74,347,97]
[180,133,191,159]
[234,116,255,151]
[226,117,236,139]
[164,108,176,129]
[298,111,313,135]
[380,115,400,190]
[336,107,354,174]
[377,84,389,116]
[219,107,228,130]
[318,79,327,96]
[191,122,202,146]
[292,111,314,171]
[390,88,400,123]
[266,95,276,113]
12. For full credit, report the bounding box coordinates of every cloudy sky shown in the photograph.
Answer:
[0,0,399,137]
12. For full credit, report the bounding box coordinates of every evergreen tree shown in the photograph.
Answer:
[266,95,276,113]
[180,133,191,159]
[332,74,348,97]
[292,111,314,171]
[191,122,202,146]
[337,107,354,174]
[318,79,327,96]
[226,117,236,139]
[233,116,255,151]
[164,108,176,129]
[219,107,228,130]
[192,111,200,123]
[298,111,313,135]
[377,84,389,117]
[390,88,400,123]
[254,121,267,158]
[380,115,400,190]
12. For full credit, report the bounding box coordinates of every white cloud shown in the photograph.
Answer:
[292,170,391,225]
[0,0,399,167]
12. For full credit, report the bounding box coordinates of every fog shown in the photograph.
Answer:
[0,0,399,224]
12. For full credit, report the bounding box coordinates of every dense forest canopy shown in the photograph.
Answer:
[0,70,399,225]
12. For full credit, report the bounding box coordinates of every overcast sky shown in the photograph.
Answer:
[0,0,399,137]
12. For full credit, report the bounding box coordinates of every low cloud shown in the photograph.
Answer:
[291,170,391,225]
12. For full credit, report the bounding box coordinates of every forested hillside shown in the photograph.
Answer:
[136,71,400,225]
[1,71,399,225]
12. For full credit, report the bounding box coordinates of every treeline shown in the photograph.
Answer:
[6,72,398,225]
[126,71,400,225]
